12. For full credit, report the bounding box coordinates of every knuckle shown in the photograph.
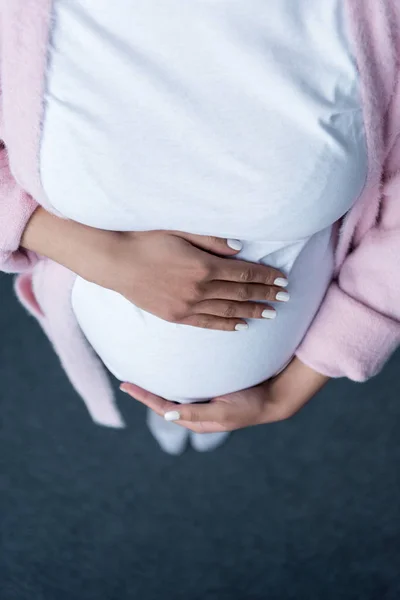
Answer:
[187,408,200,422]
[223,302,237,318]
[262,267,279,285]
[162,307,176,322]
[187,282,203,302]
[205,261,217,280]
[165,303,190,322]
[164,311,179,323]
[240,268,254,283]
[179,301,193,318]
[194,259,212,281]
[237,285,251,301]
[264,287,275,301]
[261,270,274,285]
[199,315,213,329]
[185,315,205,329]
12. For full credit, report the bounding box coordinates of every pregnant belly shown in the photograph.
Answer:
[71,229,335,401]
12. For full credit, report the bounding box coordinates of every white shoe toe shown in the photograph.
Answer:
[190,431,230,453]
[147,409,189,456]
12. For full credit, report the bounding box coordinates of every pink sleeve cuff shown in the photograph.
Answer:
[295,282,400,382]
[0,162,40,273]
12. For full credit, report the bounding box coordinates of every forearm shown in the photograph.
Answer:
[20,206,115,281]
[260,356,330,424]
[271,356,330,400]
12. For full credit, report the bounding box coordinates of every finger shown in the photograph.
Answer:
[193,299,277,320]
[120,383,176,415]
[179,314,249,332]
[172,232,243,257]
[170,401,230,424]
[211,257,288,287]
[177,420,228,433]
[202,281,290,304]
[120,384,232,430]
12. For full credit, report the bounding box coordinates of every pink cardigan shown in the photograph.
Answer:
[0,1,399,428]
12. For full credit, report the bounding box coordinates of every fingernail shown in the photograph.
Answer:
[235,323,249,331]
[262,309,277,319]
[274,277,289,288]
[276,291,290,302]
[120,386,129,394]
[164,411,181,422]
[227,239,243,251]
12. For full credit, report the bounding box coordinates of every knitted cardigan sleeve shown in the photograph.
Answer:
[0,136,39,273]
[296,74,400,382]
[0,65,39,273]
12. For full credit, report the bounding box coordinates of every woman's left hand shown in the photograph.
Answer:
[120,357,330,433]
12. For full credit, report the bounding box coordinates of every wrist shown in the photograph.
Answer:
[260,357,330,423]
[21,206,117,281]
[272,357,329,397]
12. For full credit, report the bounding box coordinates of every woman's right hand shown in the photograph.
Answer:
[21,209,289,331]
[97,230,289,331]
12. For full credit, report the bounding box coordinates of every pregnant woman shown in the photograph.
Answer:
[1,1,399,454]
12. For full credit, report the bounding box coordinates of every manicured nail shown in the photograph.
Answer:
[276,291,290,302]
[164,411,181,422]
[235,323,249,331]
[274,277,289,288]
[227,239,243,251]
[262,309,277,319]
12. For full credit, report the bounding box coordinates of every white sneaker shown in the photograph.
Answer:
[190,431,230,452]
[146,409,189,455]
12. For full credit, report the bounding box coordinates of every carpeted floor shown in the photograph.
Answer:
[1,273,399,600]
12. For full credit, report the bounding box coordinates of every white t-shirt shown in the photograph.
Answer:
[40,0,367,401]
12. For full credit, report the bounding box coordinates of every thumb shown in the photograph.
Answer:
[173,232,243,256]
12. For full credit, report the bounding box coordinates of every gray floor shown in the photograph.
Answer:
[0,272,399,600]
